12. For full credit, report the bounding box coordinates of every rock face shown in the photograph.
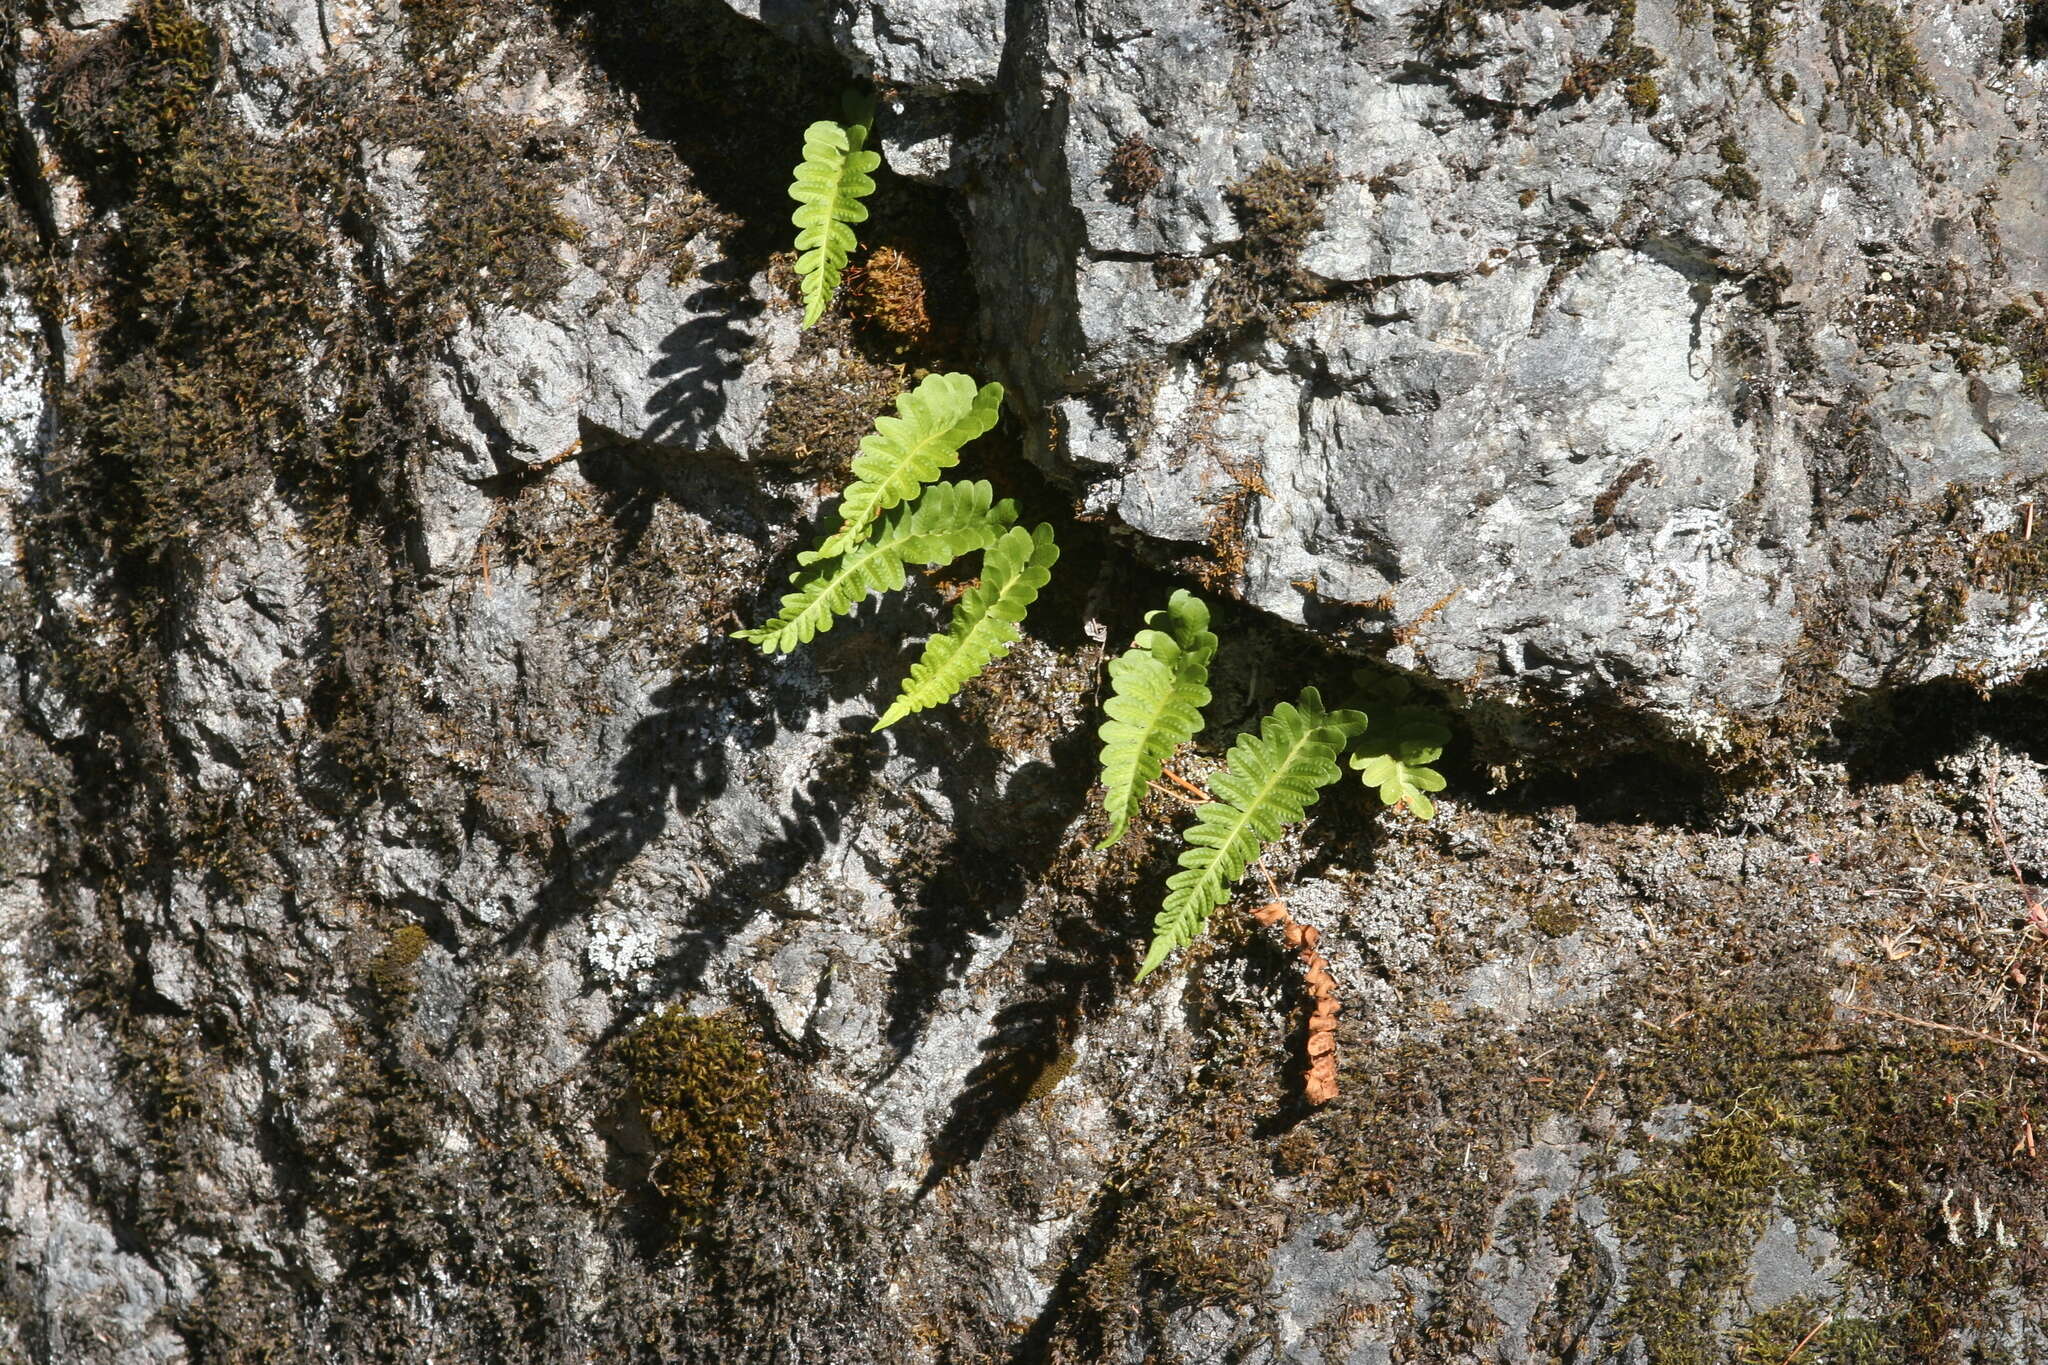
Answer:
[947,0,2048,749]
[3,0,2048,1363]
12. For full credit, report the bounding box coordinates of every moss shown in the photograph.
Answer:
[1099,359,1168,454]
[1152,255,1202,290]
[486,450,764,668]
[1412,0,1530,55]
[174,1264,319,1365]
[1821,0,1942,147]
[378,102,580,341]
[1709,136,1762,202]
[954,634,1095,758]
[1527,895,1587,937]
[1102,133,1165,207]
[613,1008,771,1242]
[844,243,934,348]
[2006,0,2048,59]
[1559,0,1663,109]
[1854,260,1981,354]
[1970,523,2048,607]
[1050,1025,1294,1359]
[1212,0,1296,45]
[1973,297,2048,404]
[364,924,431,1004]
[1206,156,1336,342]
[1729,1298,1890,1363]
[1601,966,2048,1361]
[754,344,903,472]
[1608,1104,1799,1355]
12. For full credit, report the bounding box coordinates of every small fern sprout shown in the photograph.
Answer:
[1137,687,1365,982]
[874,523,1060,730]
[815,372,1004,560]
[789,96,882,328]
[732,481,1017,654]
[1346,674,1450,819]
[1095,589,1217,849]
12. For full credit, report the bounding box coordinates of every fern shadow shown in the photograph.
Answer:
[642,269,760,448]
[635,714,889,1007]
[502,449,848,953]
[879,714,1099,1057]
[913,905,1126,1200]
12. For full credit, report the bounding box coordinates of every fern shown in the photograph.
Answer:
[874,523,1059,731]
[790,100,881,328]
[1095,590,1217,849]
[1347,675,1450,819]
[1137,688,1365,982]
[815,373,1004,560]
[733,481,1017,654]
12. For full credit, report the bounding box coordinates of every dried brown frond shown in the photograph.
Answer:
[1251,899,1340,1104]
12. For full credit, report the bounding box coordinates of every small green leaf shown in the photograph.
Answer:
[733,480,1016,653]
[815,373,1004,560]
[1138,687,1364,982]
[1347,704,1450,820]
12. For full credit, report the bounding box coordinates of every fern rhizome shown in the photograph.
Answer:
[735,371,1059,730]
[789,97,881,329]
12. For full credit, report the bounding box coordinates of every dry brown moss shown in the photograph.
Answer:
[845,243,935,348]
[1102,133,1165,206]
[1207,157,1336,341]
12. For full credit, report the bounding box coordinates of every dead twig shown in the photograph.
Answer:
[1775,1312,1832,1365]
[1842,1001,2048,1067]
[1160,766,1211,803]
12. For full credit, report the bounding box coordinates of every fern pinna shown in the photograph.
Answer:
[817,373,1004,559]
[875,523,1060,730]
[1095,590,1217,848]
[789,98,881,328]
[1347,675,1450,819]
[1136,688,1364,982]
[732,480,1016,654]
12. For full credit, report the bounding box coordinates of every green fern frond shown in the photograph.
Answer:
[1345,673,1450,820]
[790,102,882,328]
[873,523,1059,731]
[815,373,1004,560]
[1095,590,1217,849]
[1350,750,1448,819]
[1137,687,1365,982]
[733,481,1017,654]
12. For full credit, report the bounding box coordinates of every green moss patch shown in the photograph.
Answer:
[613,1008,772,1242]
